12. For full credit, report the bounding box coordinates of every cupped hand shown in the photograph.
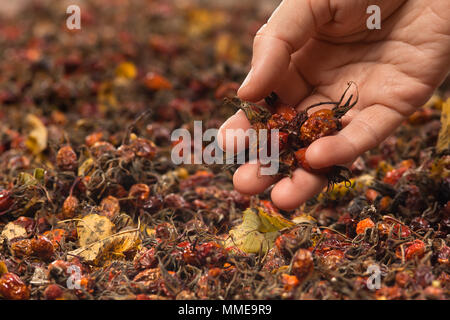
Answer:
[218,0,450,210]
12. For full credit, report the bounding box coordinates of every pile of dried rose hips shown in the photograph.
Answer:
[0,0,449,301]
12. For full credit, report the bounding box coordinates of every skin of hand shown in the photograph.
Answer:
[218,0,450,210]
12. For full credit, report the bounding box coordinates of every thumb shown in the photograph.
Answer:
[238,0,321,102]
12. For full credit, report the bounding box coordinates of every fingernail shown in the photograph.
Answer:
[239,68,253,92]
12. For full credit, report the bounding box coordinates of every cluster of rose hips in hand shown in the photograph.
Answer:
[231,82,359,189]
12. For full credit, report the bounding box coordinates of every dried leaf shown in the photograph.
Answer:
[0,222,27,245]
[68,229,141,266]
[437,98,450,154]
[25,114,48,155]
[77,214,115,247]
[115,61,137,79]
[225,208,294,254]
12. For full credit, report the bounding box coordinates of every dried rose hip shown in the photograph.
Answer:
[31,236,55,260]
[291,249,314,282]
[0,189,14,213]
[0,272,30,300]
[356,218,375,235]
[129,183,150,206]
[61,195,79,219]
[99,195,120,219]
[234,82,358,188]
[300,109,339,146]
[44,284,63,300]
[56,145,78,171]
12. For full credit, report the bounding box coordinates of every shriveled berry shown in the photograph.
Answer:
[129,183,150,206]
[291,249,314,282]
[10,239,33,258]
[0,272,30,300]
[134,247,158,270]
[13,217,35,234]
[31,236,54,260]
[300,109,338,145]
[437,245,450,265]
[129,137,157,159]
[356,218,375,235]
[320,249,345,270]
[56,145,77,171]
[99,195,120,219]
[155,222,177,241]
[164,193,188,209]
[44,284,63,300]
[0,189,14,213]
[61,195,79,219]
[85,132,103,147]
[281,274,299,292]
[90,141,116,158]
[396,240,426,261]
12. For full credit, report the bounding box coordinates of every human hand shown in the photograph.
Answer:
[218,0,450,210]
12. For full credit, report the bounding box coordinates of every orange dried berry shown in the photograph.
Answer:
[90,141,116,158]
[10,239,33,258]
[44,284,63,300]
[321,249,345,270]
[281,274,299,291]
[43,229,67,247]
[291,249,314,282]
[61,195,79,219]
[31,236,54,260]
[85,132,103,147]
[356,218,375,235]
[143,72,172,90]
[276,105,297,122]
[0,189,14,213]
[99,195,120,219]
[365,188,379,202]
[437,246,450,266]
[0,272,30,300]
[208,267,222,278]
[129,183,150,204]
[379,196,391,211]
[56,145,77,171]
[300,109,338,145]
[396,240,426,261]
[129,137,157,159]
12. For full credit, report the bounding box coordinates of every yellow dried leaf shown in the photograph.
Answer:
[292,214,317,225]
[25,114,48,155]
[0,261,7,276]
[68,229,141,266]
[187,9,226,36]
[78,158,96,177]
[0,222,27,245]
[115,61,137,79]
[437,98,450,154]
[225,208,294,254]
[77,214,115,247]
[257,207,295,233]
[215,33,243,63]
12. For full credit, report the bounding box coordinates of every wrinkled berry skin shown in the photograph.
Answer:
[31,236,55,260]
[0,273,30,300]
[291,249,314,282]
[0,189,14,213]
[300,109,338,145]
[56,145,78,171]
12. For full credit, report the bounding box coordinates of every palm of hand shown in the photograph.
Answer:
[219,0,450,210]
